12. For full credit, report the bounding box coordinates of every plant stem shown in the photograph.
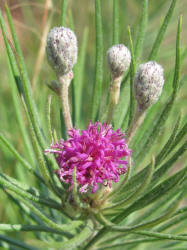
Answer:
[126,106,145,144]
[59,72,73,131]
[107,76,122,124]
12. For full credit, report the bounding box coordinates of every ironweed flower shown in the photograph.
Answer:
[45,122,131,193]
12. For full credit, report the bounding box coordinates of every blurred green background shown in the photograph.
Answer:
[0,0,186,228]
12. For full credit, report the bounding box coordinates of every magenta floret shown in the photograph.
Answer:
[45,122,131,193]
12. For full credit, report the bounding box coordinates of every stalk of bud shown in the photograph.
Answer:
[46,27,78,131]
[126,61,164,143]
[106,44,131,123]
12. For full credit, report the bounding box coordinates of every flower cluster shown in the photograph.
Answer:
[46,122,131,193]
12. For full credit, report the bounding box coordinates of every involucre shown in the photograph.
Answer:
[46,27,78,75]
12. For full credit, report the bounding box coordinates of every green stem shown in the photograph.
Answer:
[95,213,114,227]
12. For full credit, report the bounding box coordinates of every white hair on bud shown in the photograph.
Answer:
[46,27,78,75]
[107,44,131,78]
[134,61,164,110]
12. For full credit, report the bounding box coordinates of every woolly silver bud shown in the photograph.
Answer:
[134,61,164,110]
[46,27,78,75]
[107,44,131,78]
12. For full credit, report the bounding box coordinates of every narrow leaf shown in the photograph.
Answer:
[127,27,136,129]
[104,158,154,211]
[113,165,187,223]
[155,114,181,167]
[2,189,45,225]
[47,95,53,142]
[61,0,67,26]
[12,193,82,234]
[73,28,89,127]
[83,166,186,249]
[151,141,187,187]
[0,174,61,210]
[0,234,35,250]
[167,121,187,156]
[0,133,44,183]
[111,193,181,233]
[108,158,132,199]
[21,99,51,185]
[134,0,148,59]
[130,189,181,226]
[156,212,187,233]
[61,221,93,249]
[113,0,119,44]
[5,5,46,149]
[148,0,177,60]
[7,58,35,164]
[173,15,182,96]
[135,230,187,242]
[92,0,103,121]
[0,224,72,237]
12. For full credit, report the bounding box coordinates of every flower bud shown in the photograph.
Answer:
[134,61,164,110]
[107,44,131,78]
[46,27,78,75]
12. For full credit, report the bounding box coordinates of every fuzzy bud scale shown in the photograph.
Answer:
[46,27,78,75]
[107,44,131,78]
[134,61,164,110]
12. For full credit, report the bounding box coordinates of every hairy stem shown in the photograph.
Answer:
[59,72,73,131]
[126,106,145,144]
[107,76,122,124]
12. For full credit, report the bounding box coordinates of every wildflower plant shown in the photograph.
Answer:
[0,0,187,249]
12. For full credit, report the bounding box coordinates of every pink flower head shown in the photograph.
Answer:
[45,122,131,193]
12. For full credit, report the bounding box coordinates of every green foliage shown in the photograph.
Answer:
[92,0,103,121]
[0,0,186,249]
